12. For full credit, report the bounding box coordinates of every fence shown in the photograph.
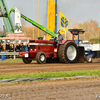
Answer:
[0,52,19,59]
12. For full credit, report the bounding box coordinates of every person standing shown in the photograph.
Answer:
[0,43,3,52]
[25,43,28,51]
[2,42,6,52]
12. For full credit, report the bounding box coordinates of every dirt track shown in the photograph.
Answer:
[0,78,100,100]
[0,60,100,75]
[0,61,100,100]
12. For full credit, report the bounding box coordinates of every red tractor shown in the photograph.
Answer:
[19,29,85,64]
[0,1,84,64]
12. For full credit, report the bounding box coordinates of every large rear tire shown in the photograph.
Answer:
[22,58,32,64]
[58,41,78,63]
[36,52,47,64]
[77,46,84,63]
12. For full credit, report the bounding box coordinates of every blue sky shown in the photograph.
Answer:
[0,0,100,30]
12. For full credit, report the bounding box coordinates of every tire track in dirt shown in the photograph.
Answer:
[0,78,100,100]
[0,62,100,75]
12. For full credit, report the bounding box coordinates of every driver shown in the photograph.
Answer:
[57,31,63,45]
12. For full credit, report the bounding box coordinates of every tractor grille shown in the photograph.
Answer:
[30,45,36,50]
[30,40,35,43]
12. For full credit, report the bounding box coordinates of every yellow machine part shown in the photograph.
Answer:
[46,0,55,40]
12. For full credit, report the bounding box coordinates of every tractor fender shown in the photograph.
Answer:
[59,40,75,45]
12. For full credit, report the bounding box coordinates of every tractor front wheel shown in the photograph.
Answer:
[22,58,32,64]
[36,52,47,64]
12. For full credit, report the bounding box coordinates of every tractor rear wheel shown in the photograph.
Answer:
[77,46,84,63]
[22,58,32,64]
[36,52,47,64]
[58,41,78,63]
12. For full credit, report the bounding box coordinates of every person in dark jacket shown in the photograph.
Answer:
[0,43,3,52]
[16,43,20,52]
[9,43,14,52]
[6,42,10,52]
[19,43,25,51]
[57,31,63,45]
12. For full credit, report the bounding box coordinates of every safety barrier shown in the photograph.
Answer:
[0,52,19,59]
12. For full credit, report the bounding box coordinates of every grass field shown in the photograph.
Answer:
[0,59,23,62]
[0,59,36,62]
[0,69,100,80]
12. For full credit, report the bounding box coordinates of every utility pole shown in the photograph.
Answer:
[55,0,57,34]
[33,0,34,39]
[38,0,40,37]
[46,0,55,40]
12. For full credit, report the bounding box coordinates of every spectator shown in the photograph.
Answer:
[6,42,10,52]
[0,43,3,52]
[0,41,28,52]
[2,42,6,52]
[20,43,25,51]
[9,43,14,52]
[16,43,20,52]
[6,42,9,51]
[25,43,28,51]
[14,43,17,52]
